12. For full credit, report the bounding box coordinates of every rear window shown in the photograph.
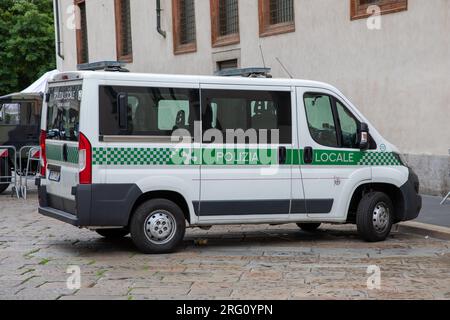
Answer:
[46,84,82,141]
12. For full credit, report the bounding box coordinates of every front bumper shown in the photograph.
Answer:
[398,168,422,221]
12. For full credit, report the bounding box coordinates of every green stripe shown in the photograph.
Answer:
[46,144,62,162]
[92,147,401,167]
[46,145,79,164]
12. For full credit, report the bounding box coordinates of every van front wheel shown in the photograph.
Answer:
[356,192,393,242]
[130,199,186,254]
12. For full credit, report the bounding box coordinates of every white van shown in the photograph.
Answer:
[37,71,421,254]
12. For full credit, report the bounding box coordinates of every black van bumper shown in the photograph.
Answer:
[36,178,142,227]
[398,168,422,221]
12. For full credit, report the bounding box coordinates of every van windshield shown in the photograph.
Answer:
[46,84,82,141]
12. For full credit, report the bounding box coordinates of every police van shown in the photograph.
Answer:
[37,71,422,254]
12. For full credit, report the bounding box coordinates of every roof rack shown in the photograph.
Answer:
[77,61,130,72]
[214,67,272,78]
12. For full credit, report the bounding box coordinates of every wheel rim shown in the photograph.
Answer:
[373,202,390,233]
[144,210,176,245]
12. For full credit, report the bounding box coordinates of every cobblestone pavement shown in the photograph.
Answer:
[0,191,449,300]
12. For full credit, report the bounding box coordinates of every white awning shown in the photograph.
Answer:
[21,70,59,94]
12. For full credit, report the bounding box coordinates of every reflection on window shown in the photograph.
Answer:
[46,85,82,142]
[336,101,359,149]
[99,86,200,137]
[304,93,338,148]
[202,89,292,144]
[0,104,20,125]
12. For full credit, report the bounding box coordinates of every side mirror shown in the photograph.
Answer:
[359,122,369,150]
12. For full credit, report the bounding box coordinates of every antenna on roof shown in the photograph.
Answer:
[276,57,293,79]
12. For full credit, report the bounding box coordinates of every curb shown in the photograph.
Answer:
[395,221,450,241]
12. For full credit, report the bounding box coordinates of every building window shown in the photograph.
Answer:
[74,0,88,64]
[210,0,239,47]
[350,0,408,20]
[259,0,295,37]
[115,0,133,62]
[172,0,197,54]
[217,59,238,71]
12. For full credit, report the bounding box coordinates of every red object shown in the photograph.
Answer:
[78,132,92,184]
[39,130,47,177]
[32,150,41,159]
[0,149,8,158]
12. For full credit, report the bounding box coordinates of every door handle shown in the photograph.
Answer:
[278,146,287,164]
[304,147,313,164]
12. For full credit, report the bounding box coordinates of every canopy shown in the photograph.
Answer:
[0,92,42,103]
[0,69,59,104]
[21,69,59,94]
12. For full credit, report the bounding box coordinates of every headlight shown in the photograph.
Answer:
[394,153,408,167]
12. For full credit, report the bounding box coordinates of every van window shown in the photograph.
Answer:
[0,104,20,125]
[46,85,82,141]
[99,86,200,137]
[304,93,338,147]
[336,100,359,149]
[202,89,292,144]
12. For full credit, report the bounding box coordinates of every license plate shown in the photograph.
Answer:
[48,170,61,182]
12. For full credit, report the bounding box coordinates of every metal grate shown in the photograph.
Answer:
[179,0,196,45]
[79,2,89,63]
[269,0,294,25]
[219,0,239,36]
[120,0,133,56]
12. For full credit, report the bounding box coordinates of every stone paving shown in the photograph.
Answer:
[0,190,449,300]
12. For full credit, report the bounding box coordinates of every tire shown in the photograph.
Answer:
[96,228,129,239]
[297,223,321,232]
[130,199,186,254]
[0,158,11,195]
[356,192,394,242]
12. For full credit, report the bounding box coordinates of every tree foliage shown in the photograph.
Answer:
[0,0,55,96]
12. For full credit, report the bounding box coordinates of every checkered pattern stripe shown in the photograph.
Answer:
[46,145,79,164]
[67,146,79,164]
[93,147,174,166]
[93,148,108,165]
[357,152,400,166]
[91,148,402,167]
[46,144,62,162]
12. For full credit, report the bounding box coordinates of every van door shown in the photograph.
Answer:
[98,83,201,224]
[296,87,371,220]
[44,82,83,212]
[198,85,294,222]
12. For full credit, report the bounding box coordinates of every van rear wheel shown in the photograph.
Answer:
[95,228,129,239]
[356,192,393,242]
[130,199,186,254]
[297,223,321,232]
